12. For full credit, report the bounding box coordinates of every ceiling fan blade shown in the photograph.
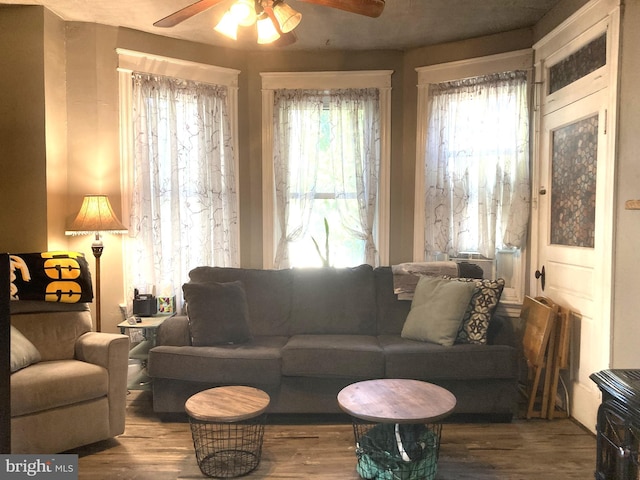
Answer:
[154,0,227,28]
[296,0,385,18]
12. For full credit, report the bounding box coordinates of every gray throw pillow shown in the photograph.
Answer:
[401,276,477,346]
[183,281,252,346]
[11,325,41,373]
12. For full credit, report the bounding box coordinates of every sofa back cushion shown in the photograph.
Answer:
[289,264,377,335]
[189,267,293,336]
[10,302,92,361]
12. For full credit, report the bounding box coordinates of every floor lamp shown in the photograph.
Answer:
[66,195,127,332]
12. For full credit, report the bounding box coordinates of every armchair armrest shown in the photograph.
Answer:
[76,332,130,368]
[75,332,130,436]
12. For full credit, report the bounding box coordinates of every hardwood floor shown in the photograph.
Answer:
[69,390,596,479]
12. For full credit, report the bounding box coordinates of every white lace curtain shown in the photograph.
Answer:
[272,88,380,268]
[127,73,239,305]
[424,71,530,260]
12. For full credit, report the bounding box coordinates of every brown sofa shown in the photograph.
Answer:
[10,301,130,453]
[148,265,519,421]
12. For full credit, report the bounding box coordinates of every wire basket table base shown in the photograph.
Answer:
[351,420,442,480]
[188,415,267,478]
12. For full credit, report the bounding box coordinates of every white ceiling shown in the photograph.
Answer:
[0,0,563,50]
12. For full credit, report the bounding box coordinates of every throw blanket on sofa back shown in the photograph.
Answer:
[392,261,484,300]
[9,251,93,303]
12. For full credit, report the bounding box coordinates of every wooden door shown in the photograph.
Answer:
[531,0,620,431]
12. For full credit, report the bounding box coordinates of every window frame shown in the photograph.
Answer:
[117,49,241,297]
[414,50,533,304]
[261,71,393,269]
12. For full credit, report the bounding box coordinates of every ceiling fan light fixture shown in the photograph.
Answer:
[273,1,302,33]
[214,11,239,39]
[230,0,257,27]
[256,13,281,44]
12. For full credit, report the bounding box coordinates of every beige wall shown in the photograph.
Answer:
[0,6,48,252]
[612,0,640,368]
[44,7,68,250]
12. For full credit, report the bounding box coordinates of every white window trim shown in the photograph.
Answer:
[260,70,393,269]
[116,49,241,295]
[414,50,533,304]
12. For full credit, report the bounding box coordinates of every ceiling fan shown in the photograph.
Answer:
[153,0,385,45]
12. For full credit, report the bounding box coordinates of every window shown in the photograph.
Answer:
[285,95,369,267]
[415,51,532,303]
[261,71,392,269]
[118,50,240,306]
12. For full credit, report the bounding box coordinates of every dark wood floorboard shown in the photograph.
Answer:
[68,390,596,479]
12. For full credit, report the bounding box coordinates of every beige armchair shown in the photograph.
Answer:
[10,301,129,454]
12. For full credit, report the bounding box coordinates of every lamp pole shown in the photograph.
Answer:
[92,233,104,332]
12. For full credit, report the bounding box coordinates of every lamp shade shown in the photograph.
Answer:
[230,0,257,27]
[214,11,240,40]
[273,2,301,33]
[257,14,280,44]
[65,195,127,236]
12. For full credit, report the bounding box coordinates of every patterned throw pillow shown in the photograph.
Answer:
[455,278,505,345]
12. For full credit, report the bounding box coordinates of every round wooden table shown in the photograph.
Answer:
[338,378,457,423]
[337,379,456,480]
[185,386,270,478]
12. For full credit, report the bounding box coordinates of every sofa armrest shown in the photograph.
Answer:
[75,332,130,436]
[156,315,191,346]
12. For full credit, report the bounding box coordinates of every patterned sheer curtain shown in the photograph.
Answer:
[127,73,239,305]
[424,71,530,259]
[327,88,380,266]
[272,90,323,268]
[272,88,381,268]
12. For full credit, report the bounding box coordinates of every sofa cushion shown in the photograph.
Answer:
[289,265,377,335]
[189,267,293,336]
[379,335,518,380]
[455,278,505,345]
[401,276,477,346]
[282,335,384,378]
[10,359,108,417]
[148,336,288,385]
[183,281,252,346]
[10,325,41,373]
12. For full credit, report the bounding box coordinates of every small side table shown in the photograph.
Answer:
[185,386,270,478]
[118,314,172,390]
[338,379,456,480]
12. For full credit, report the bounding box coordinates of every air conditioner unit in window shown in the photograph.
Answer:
[451,253,495,280]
